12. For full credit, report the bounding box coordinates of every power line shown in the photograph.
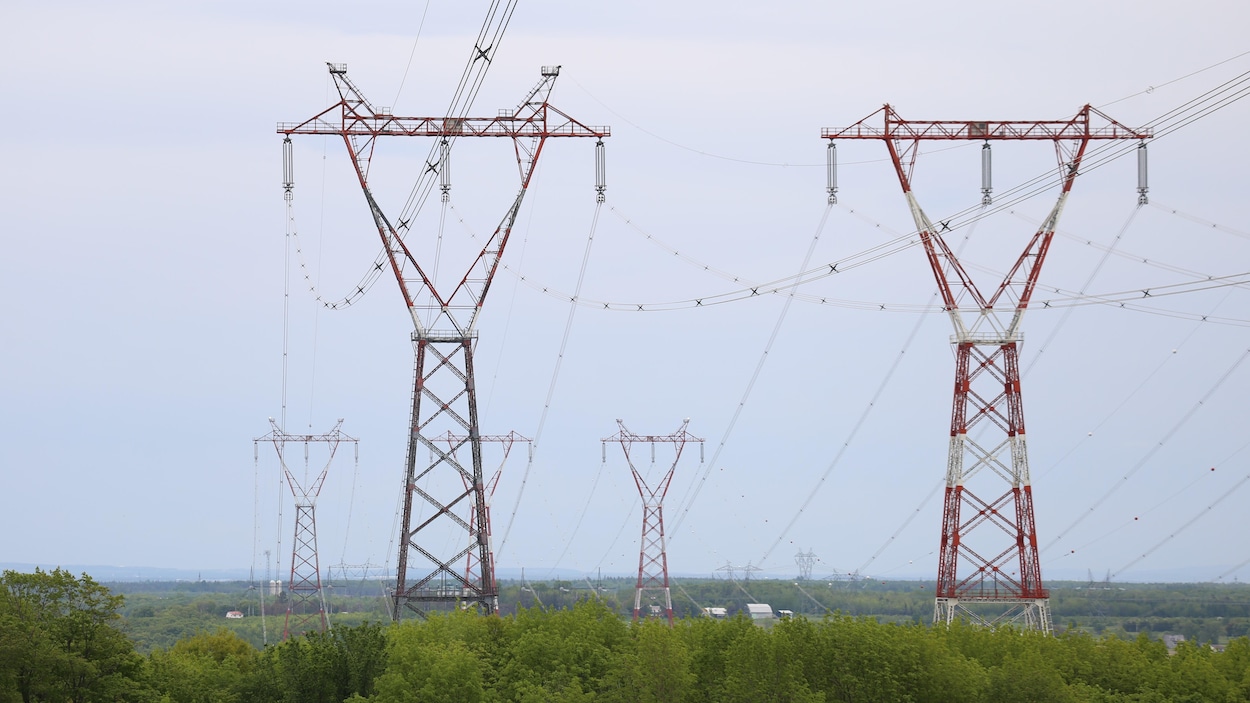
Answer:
[667,204,834,540]
[1044,347,1250,556]
[1022,206,1143,377]
[497,201,606,560]
[1098,50,1250,108]
[391,0,433,109]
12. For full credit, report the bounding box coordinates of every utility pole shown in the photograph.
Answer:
[603,419,704,626]
[279,64,607,619]
[255,419,357,639]
[823,104,1149,633]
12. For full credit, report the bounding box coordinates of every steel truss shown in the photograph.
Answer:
[255,419,358,639]
[603,419,704,625]
[280,65,607,619]
[432,430,531,599]
[824,104,1149,633]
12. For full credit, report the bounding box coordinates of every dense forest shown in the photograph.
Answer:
[4,568,1250,702]
[112,573,1250,652]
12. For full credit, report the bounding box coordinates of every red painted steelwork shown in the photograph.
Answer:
[822,104,1147,631]
[603,420,703,626]
[280,65,606,620]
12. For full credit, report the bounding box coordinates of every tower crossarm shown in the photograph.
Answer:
[278,64,609,140]
[255,418,357,502]
[602,419,705,502]
[278,64,610,337]
[254,418,356,445]
[434,430,530,591]
[278,107,609,139]
[820,104,1151,142]
[822,104,1149,339]
[601,419,704,447]
[437,430,531,496]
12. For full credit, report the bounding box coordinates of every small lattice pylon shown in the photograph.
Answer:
[255,418,357,639]
[603,419,704,625]
[796,550,817,581]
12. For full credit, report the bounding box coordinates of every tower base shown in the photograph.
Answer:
[934,597,1052,633]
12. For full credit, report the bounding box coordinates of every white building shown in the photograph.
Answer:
[745,603,774,620]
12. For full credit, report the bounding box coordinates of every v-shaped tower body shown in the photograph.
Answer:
[823,105,1149,631]
[280,64,607,618]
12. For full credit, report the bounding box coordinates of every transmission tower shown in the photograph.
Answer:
[603,419,704,625]
[1086,568,1113,618]
[796,549,817,581]
[255,418,358,639]
[823,105,1149,633]
[741,562,762,582]
[279,65,607,619]
[326,562,389,583]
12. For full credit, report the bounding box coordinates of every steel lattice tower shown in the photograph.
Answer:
[255,419,358,639]
[280,64,607,619]
[603,419,704,625]
[796,549,817,581]
[823,105,1149,632]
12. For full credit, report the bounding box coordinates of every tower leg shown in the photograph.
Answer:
[393,334,496,619]
[285,504,327,638]
[932,342,1051,633]
[634,504,673,626]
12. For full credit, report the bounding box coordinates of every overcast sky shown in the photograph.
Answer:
[3,0,1249,586]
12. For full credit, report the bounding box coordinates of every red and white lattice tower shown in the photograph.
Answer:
[434,430,531,596]
[255,419,358,639]
[823,105,1149,632]
[279,64,607,619]
[603,419,704,625]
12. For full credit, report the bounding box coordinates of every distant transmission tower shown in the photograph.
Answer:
[1087,568,1112,618]
[796,549,817,581]
[256,418,358,639]
[603,419,704,625]
[741,562,762,582]
[824,104,1149,633]
[326,562,389,583]
[434,430,531,595]
[280,64,607,620]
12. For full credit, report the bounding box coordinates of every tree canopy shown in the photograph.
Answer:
[0,568,148,703]
[3,572,1250,702]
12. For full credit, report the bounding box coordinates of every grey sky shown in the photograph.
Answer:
[2,0,1248,584]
